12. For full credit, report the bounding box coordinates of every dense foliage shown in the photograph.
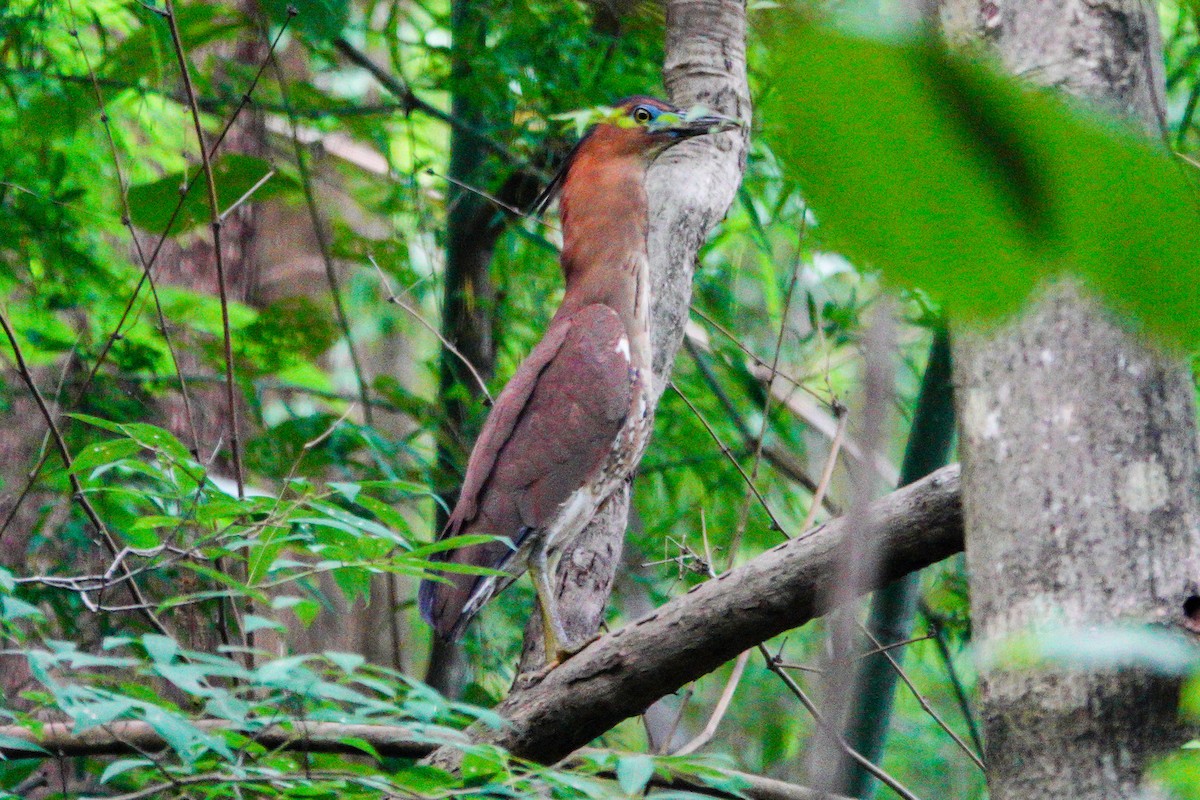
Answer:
[1,0,1199,798]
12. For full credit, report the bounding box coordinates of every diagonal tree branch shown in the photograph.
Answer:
[437,464,962,765]
[1,467,959,797]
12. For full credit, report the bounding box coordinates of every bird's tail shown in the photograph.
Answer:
[418,528,531,640]
[418,566,484,641]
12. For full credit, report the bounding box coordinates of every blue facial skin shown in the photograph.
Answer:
[635,104,683,138]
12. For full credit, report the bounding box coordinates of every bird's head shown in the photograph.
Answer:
[592,96,741,158]
[533,96,740,216]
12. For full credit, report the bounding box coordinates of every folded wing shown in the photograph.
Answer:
[418,304,632,639]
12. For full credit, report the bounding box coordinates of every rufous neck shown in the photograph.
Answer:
[554,150,650,332]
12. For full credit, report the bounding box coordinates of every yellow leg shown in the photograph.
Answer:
[529,545,567,666]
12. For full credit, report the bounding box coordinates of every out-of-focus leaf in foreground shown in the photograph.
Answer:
[764,14,1200,346]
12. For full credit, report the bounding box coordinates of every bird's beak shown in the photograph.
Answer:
[652,106,742,139]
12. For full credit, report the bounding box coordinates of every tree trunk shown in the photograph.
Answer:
[940,2,1200,797]
[514,0,751,676]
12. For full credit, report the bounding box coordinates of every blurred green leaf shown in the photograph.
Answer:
[616,754,656,795]
[261,0,349,43]
[766,14,1200,346]
[984,623,1200,675]
[99,758,154,784]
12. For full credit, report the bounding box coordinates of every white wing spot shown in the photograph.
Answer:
[615,337,631,361]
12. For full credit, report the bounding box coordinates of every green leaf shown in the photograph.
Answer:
[329,482,362,503]
[127,153,297,236]
[0,733,46,756]
[765,15,1200,346]
[1,596,42,621]
[67,413,127,435]
[142,634,179,665]
[986,623,1200,675]
[461,745,507,785]
[616,754,656,796]
[141,706,229,763]
[242,614,285,633]
[324,651,365,674]
[115,423,193,463]
[99,758,154,784]
[71,698,138,732]
[100,4,245,86]
[338,735,382,762]
[262,0,350,43]
[68,438,143,475]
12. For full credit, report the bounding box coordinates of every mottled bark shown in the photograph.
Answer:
[940,2,1199,797]
[516,0,751,675]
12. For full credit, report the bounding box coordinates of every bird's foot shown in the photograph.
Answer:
[517,659,561,688]
[555,631,601,663]
[516,633,603,689]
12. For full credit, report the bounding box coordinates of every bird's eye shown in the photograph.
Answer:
[632,106,654,124]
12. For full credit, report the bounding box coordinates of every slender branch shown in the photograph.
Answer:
[855,621,986,772]
[730,220,808,567]
[920,601,986,757]
[370,256,494,405]
[669,380,789,536]
[163,0,245,498]
[0,722,841,800]
[264,14,375,427]
[758,645,924,800]
[0,309,170,637]
[331,37,527,168]
[672,649,749,756]
[62,0,202,453]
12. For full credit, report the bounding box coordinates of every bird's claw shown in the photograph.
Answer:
[517,632,603,688]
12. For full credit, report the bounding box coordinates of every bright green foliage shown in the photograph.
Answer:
[2,0,1199,797]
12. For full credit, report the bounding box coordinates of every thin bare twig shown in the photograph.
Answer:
[426,167,558,229]
[855,621,986,772]
[163,0,245,498]
[919,602,986,757]
[63,0,202,454]
[796,407,847,534]
[727,219,808,568]
[683,339,839,515]
[759,644,925,800]
[672,649,750,756]
[264,14,375,427]
[689,304,831,407]
[369,255,494,405]
[668,380,787,537]
[806,301,897,791]
[331,36,527,169]
[0,308,170,637]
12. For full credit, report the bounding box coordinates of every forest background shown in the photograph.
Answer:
[1,0,1199,798]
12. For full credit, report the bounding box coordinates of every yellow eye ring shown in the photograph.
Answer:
[632,107,653,124]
